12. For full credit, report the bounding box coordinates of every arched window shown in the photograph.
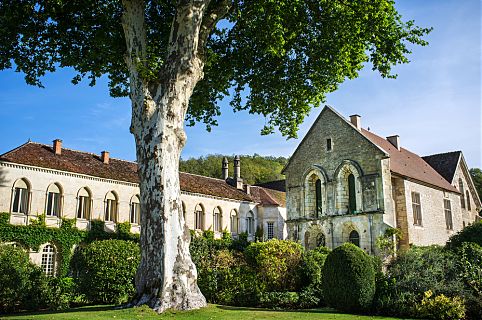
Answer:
[77,187,91,220]
[349,230,360,247]
[466,190,471,211]
[230,209,239,234]
[130,195,140,224]
[459,179,466,209]
[246,211,255,235]
[315,179,322,217]
[104,191,118,222]
[46,183,62,217]
[194,204,204,230]
[41,244,56,276]
[317,233,326,247]
[12,178,30,214]
[305,170,325,218]
[348,174,357,213]
[213,207,222,232]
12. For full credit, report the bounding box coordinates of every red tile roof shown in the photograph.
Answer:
[361,130,459,193]
[0,142,279,203]
[250,186,286,207]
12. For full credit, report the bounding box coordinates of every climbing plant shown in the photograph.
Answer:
[0,212,138,276]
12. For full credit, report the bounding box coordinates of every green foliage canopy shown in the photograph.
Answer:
[0,0,431,137]
[469,168,482,204]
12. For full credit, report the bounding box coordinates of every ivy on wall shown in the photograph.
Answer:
[0,212,139,277]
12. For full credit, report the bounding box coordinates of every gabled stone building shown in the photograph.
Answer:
[0,140,286,274]
[282,106,481,253]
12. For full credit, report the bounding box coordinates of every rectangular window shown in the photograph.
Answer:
[105,199,117,222]
[267,222,274,240]
[444,199,453,230]
[412,192,422,226]
[46,192,61,217]
[12,187,29,214]
[326,138,332,151]
[77,196,90,219]
[130,203,140,224]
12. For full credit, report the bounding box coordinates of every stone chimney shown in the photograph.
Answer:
[350,114,361,130]
[233,155,243,189]
[386,135,400,151]
[53,139,62,155]
[101,151,110,164]
[222,157,229,180]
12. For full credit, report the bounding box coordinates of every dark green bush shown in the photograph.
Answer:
[454,242,482,320]
[47,277,76,311]
[0,244,51,312]
[299,246,330,308]
[446,221,482,249]
[245,239,304,292]
[322,243,376,313]
[72,240,140,304]
[375,245,464,317]
[258,291,299,309]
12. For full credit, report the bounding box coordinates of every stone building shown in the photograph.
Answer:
[283,106,481,253]
[0,140,286,274]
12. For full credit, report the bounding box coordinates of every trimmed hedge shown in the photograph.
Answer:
[322,243,375,313]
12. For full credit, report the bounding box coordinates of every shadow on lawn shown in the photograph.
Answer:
[216,305,340,314]
[2,305,116,318]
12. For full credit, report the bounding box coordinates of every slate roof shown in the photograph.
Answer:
[0,141,281,203]
[421,151,461,183]
[361,130,459,193]
[254,179,286,192]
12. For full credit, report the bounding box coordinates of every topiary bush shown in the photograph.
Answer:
[72,239,140,304]
[446,221,482,249]
[322,243,376,313]
[245,239,304,292]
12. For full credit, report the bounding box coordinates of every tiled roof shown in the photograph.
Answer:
[422,151,461,183]
[361,130,459,193]
[254,179,286,192]
[250,186,286,207]
[0,142,276,203]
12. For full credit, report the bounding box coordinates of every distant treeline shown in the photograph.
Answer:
[180,154,288,185]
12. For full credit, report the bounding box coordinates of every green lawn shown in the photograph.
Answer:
[1,304,412,320]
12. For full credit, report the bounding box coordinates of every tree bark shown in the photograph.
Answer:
[121,0,212,312]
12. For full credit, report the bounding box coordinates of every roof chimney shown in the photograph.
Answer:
[350,114,361,130]
[53,139,62,155]
[386,135,400,151]
[233,155,243,189]
[222,157,229,180]
[101,151,110,164]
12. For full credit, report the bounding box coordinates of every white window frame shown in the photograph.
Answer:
[267,221,274,240]
[41,245,56,276]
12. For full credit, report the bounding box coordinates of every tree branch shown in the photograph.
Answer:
[198,0,233,60]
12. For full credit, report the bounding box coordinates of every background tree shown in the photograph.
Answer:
[0,0,431,312]
[180,154,288,184]
[469,168,482,203]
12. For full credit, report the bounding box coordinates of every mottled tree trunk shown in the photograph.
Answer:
[121,0,211,312]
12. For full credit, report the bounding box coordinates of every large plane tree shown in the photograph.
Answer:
[0,0,430,313]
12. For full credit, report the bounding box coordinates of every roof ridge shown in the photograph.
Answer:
[422,150,462,158]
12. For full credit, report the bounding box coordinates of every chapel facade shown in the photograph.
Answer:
[0,140,286,274]
[282,106,481,254]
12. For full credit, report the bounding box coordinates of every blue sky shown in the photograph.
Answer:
[0,0,480,168]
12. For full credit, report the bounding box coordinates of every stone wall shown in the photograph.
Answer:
[0,161,286,239]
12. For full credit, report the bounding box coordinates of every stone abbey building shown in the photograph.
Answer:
[283,106,481,254]
[0,105,480,273]
[0,141,286,274]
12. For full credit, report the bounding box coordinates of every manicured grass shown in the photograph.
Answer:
[2,304,411,320]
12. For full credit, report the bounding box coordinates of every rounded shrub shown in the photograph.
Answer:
[322,243,375,313]
[72,239,140,304]
[0,244,50,312]
[446,221,482,249]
